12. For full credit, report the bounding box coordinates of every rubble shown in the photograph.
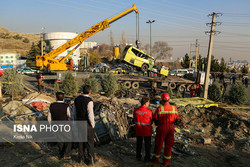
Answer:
[94,99,137,145]
[175,105,250,151]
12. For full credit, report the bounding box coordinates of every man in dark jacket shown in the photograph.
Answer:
[73,85,96,165]
[48,91,73,159]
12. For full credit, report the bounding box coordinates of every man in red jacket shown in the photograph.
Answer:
[152,93,179,166]
[133,97,152,162]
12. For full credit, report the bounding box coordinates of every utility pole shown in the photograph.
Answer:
[203,12,222,99]
[41,27,45,56]
[146,20,155,55]
[198,44,200,70]
[189,43,192,68]
[195,39,198,71]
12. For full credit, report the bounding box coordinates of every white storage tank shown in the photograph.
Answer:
[44,32,81,67]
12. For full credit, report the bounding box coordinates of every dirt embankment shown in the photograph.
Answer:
[0,27,40,55]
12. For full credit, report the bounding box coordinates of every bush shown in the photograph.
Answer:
[22,38,30,43]
[166,86,173,98]
[230,68,237,73]
[241,65,248,74]
[2,69,24,96]
[13,34,22,40]
[102,73,118,96]
[82,75,99,94]
[0,33,11,39]
[228,83,248,105]
[208,82,221,101]
[53,81,61,95]
[61,72,78,96]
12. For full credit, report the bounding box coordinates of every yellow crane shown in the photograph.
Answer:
[36,4,139,71]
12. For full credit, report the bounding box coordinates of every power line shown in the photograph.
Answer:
[143,0,207,15]
[160,0,210,13]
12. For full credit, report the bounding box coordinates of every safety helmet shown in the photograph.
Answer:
[161,93,170,101]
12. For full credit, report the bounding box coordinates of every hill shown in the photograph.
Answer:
[0,27,40,55]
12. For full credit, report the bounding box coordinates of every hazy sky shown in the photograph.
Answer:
[0,0,249,62]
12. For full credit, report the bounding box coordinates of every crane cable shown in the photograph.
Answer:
[136,13,140,48]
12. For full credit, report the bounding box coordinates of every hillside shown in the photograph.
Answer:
[0,27,40,55]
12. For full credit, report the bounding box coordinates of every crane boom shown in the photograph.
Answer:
[36,4,139,71]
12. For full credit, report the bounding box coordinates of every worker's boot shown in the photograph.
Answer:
[163,159,170,166]
[152,156,159,164]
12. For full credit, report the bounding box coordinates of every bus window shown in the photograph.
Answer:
[131,48,140,57]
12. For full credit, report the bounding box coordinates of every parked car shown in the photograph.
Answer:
[224,73,239,79]
[109,68,127,74]
[17,67,36,74]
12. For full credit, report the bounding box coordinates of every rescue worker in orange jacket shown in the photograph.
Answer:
[133,97,152,162]
[152,93,179,166]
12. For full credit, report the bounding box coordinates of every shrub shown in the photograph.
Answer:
[0,33,11,39]
[228,83,248,105]
[61,72,78,96]
[208,82,221,101]
[166,86,173,98]
[13,34,22,40]
[102,73,118,96]
[2,69,24,96]
[22,38,30,43]
[82,75,99,94]
[230,68,237,73]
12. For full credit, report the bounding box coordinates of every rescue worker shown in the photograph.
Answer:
[152,93,179,166]
[133,97,152,162]
[190,84,195,97]
[36,72,42,93]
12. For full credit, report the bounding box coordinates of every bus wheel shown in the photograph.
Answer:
[131,82,139,89]
[141,64,148,72]
[124,81,132,89]
[169,82,176,89]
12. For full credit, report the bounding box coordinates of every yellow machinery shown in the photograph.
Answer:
[170,97,218,108]
[113,46,119,59]
[36,5,139,71]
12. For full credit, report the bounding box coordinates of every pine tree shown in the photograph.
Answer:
[181,53,190,68]
[102,74,118,97]
[53,81,61,95]
[61,72,78,96]
[241,65,248,74]
[229,83,248,105]
[219,58,227,73]
[208,82,221,101]
[82,76,99,94]
[2,69,24,96]
[26,42,41,68]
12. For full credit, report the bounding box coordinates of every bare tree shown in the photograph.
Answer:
[110,30,115,47]
[119,31,127,55]
[143,43,150,54]
[152,41,173,60]
[97,43,113,61]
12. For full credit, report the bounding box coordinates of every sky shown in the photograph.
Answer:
[0,0,250,62]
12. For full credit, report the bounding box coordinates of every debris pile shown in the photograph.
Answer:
[94,99,138,145]
[175,105,250,151]
[1,93,56,121]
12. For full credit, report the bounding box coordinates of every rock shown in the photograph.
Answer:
[203,138,211,144]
